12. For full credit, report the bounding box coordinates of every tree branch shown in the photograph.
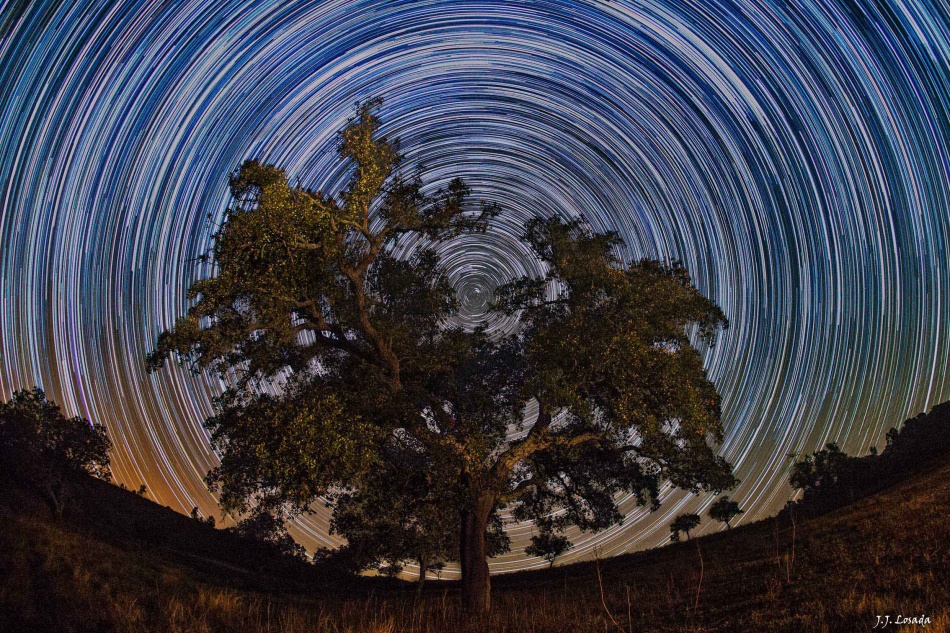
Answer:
[490,398,554,481]
[499,476,539,504]
[338,239,402,390]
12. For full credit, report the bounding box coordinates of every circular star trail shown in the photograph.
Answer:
[1,0,948,574]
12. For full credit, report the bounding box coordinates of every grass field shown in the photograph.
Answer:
[2,451,948,632]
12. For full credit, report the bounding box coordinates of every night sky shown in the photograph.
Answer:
[1,0,949,574]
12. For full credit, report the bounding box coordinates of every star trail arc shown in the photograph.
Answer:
[1,0,948,574]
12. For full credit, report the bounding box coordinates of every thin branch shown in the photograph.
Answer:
[498,476,539,504]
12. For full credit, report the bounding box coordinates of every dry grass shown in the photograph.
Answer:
[2,456,949,632]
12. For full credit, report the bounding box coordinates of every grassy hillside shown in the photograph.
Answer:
[491,452,950,632]
[2,411,949,632]
[0,467,386,632]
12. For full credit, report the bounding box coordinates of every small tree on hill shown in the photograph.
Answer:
[0,387,111,518]
[148,101,736,616]
[190,506,217,527]
[670,512,701,541]
[790,442,849,493]
[707,496,743,529]
[525,531,572,567]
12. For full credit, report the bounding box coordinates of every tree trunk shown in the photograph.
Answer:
[45,480,65,520]
[416,556,427,595]
[460,494,494,617]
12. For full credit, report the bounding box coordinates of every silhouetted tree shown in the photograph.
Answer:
[329,443,511,588]
[670,512,701,541]
[231,508,307,561]
[707,496,743,529]
[190,506,217,527]
[525,531,572,567]
[148,101,735,616]
[312,544,366,576]
[328,441,460,590]
[789,442,849,493]
[0,387,111,518]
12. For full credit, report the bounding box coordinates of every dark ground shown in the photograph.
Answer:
[2,406,949,632]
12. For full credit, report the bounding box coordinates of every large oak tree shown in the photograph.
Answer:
[148,102,735,615]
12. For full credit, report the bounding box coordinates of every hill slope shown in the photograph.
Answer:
[2,408,949,632]
[491,452,950,632]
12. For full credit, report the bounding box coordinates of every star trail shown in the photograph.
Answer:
[1,0,948,574]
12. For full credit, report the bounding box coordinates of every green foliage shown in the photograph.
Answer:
[204,386,382,516]
[0,387,111,517]
[501,217,736,535]
[707,496,743,528]
[327,440,459,576]
[670,512,701,541]
[146,101,495,390]
[525,532,572,567]
[327,435,511,579]
[149,101,735,611]
[789,443,850,493]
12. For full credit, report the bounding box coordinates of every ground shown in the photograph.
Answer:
[1,453,948,632]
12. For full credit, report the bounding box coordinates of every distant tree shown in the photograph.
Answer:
[0,387,111,518]
[670,512,701,541]
[148,101,736,616]
[885,427,900,446]
[136,484,148,497]
[789,442,849,493]
[707,496,743,529]
[525,531,572,567]
[190,506,217,527]
[231,508,307,561]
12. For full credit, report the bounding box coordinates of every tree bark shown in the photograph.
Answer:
[460,494,494,617]
[45,480,65,520]
[416,556,427,595]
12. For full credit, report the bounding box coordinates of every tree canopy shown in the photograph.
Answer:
[790,442,849,493]
[525,532,572,568]
[669,512,701,541]
[231,507,308,562]
[0,387,111,517]
[148,101,736,615]
[707,496,743,529]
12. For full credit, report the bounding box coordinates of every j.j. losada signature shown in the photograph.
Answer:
[873,614,931,628]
